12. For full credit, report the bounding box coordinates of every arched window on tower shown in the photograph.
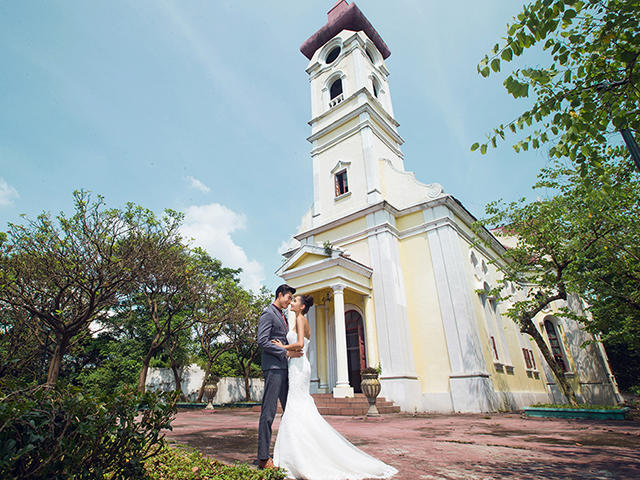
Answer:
[372,77,380,98]
[329,78,343,108]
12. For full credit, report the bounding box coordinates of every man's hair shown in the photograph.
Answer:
[275,284,296,299]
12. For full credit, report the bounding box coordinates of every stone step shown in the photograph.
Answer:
[251,393,400,416]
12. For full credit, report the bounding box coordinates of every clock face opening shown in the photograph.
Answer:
[326,46,341,64]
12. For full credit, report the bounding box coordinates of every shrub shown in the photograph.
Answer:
[0,383,177,479]
[144,445,286,480]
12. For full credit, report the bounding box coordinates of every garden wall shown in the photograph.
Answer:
[145,364,264,403]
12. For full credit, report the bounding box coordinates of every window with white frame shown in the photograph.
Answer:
[334,170,348,197]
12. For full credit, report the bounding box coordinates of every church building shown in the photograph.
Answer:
[278,1,620,412]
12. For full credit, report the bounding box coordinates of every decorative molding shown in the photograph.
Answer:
[334,191,352,202]
[308,87,400,133]
[330,160,351,174]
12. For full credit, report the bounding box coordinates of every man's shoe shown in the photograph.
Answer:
[257,458,274,469]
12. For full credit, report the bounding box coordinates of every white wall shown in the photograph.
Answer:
[145,364,264,403]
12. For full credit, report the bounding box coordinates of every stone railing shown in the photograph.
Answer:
[329,93,344,108]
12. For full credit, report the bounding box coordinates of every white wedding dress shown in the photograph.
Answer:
[273,329,397,480]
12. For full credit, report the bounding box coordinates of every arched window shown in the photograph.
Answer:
[372,77,379,98]
[330,78,343,100]
[544,319,568,372]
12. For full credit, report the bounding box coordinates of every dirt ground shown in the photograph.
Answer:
[165,409,640,479]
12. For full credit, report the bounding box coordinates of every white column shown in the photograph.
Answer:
[332,284,354,398]
[308,306,320,394]
[425,205,497,412]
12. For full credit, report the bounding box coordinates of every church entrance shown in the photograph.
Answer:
[345,310,366,393]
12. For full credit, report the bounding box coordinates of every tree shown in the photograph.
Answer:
[475,159,639,403]
[0,191,149,387]
[225,289,270,401]
[128,228,204,393]
[473,0,640,174]
[0,304,49,385]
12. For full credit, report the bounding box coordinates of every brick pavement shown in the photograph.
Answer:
[165,409,640,479]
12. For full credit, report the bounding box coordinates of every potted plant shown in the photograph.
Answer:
[360,365,382,417]
[204,375,220,411]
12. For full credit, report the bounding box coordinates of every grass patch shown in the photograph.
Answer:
[143,445,286,480]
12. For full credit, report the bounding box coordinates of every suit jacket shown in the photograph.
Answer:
[257,304,289,371]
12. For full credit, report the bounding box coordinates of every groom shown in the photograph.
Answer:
[256,284,303,469]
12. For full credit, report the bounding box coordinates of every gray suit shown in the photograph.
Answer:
[257,304,289,461]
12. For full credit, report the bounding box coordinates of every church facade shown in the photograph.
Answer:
[278,1,620,413]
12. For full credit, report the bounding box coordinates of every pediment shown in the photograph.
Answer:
[288,252,328,270]
[330,160,351,174]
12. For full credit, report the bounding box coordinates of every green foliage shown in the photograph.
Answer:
[474,159,640,403]
[209,350,262,378]
[143,445,285,480]
[602,337,640,392]
[0,383,177,479]
[71,333,145,396]
[474,0,640,174]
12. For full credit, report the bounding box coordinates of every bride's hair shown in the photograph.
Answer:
[299,294,314,315]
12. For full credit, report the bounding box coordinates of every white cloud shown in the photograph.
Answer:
[180,203,264,292]
[278,238,300,255]
[0,178,18,207]
[187,176,211,193]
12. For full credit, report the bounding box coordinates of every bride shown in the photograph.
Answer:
[271,294,397,480]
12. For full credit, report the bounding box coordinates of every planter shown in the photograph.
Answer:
[524,406,629,420]
[204,383,219,411]
[360,371,381,417]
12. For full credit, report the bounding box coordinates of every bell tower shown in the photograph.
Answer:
[301,1,405,227]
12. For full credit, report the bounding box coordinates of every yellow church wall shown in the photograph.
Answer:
[395,211,424,232]
[461,234,548,397]
[314,217,368,245]
[397,233,451,393]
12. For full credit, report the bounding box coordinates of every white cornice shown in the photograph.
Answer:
[308,87,401,132]
[310,115,404,158]
[279,254,373,283]
[294,196,509,268]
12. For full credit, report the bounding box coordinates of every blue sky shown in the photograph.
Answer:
[0,1,548,292]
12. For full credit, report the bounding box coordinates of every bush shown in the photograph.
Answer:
[0,383,177,479]
[144,445,286,480]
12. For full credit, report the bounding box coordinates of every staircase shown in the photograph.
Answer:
[251,393,400,416]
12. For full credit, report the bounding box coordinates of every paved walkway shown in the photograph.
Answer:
[165,409,640,479]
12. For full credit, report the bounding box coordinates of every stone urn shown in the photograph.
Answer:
[204,377,219,411]
[360,367,381,417]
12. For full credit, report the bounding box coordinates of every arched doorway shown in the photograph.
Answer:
[345,310,366,393]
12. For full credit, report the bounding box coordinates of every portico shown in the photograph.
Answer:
[277,244,375,398]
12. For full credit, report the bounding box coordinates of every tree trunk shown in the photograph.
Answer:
[45,334,69,387]
[137,349,155,393]
[170,361,186,401]
[197,361,212,403]
[244,364,251,402]
[526,323,578,405]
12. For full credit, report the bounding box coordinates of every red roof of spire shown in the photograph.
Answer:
[300,1,391,60]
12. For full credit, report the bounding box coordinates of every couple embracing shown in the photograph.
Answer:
[256,284,397,479]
